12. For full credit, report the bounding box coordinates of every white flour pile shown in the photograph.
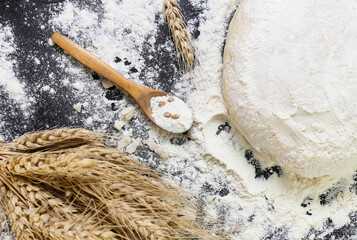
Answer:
[1,0,357,239]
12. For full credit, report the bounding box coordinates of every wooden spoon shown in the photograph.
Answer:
[51,32,192,133]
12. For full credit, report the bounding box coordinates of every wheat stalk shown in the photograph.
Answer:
[163,0,195,72]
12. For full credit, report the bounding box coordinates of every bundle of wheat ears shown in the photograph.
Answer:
[0,128,228,239]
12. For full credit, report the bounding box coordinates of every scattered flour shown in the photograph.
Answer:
[33,57,40,65]
[72,82,84,91]
[117,137,131,149]
[73,103,82,112]
[101,79,114,89]
[125,138,141,154]
[48,38,55,46]
[114,120,125,131]
[143,138,173,160]
[0,25,25,100]
[85,116,93,125]
[113,107,136,131]
[121,106,136,121]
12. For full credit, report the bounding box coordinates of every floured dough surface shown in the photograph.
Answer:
[223,0,357,178]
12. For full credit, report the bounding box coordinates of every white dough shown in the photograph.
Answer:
[223,0,357,178]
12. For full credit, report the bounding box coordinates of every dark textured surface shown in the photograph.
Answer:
[0,1,356,239]
[0,0,79,139]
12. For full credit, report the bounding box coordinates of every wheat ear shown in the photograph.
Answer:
[11,128,103,151]
[163,0,195,72]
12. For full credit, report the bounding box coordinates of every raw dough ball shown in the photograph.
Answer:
[223,0,357,178]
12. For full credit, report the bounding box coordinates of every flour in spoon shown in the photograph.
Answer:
[150,95,192,133]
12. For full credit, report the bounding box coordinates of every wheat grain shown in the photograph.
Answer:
[163,0,195,72]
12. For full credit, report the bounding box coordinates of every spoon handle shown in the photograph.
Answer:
[51,32,144,98]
